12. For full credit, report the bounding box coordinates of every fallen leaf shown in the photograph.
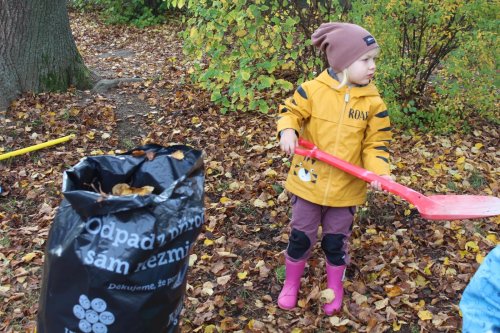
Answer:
[112,183,154,196]
[0,285,11,293]
[216,251,237,258]
[247,319,265,330]
[432,312,449,326]
[351,291,368,305]
[202,282,214,296]
[277,190,288,202]
[255,299,264,308]
[220,197,231,204]
[132,150,146,157]
[189,254,197,266]
[475,253,484,264]
[170,150,185,160]
[259,265,270,278]
[374,298,389,310]
[297,298,307,308]
[204,324,217,333]
[217,275,231,286]
[329,316,350,326]
[264,168,277,177]
[253,199,267,208]
[22,252,37,262]
[415,275,428,287]
[465,241,479,253]
[418,310,433,320]
[386,285,403,298]
[486,234,497,243]
[319,288,335,304]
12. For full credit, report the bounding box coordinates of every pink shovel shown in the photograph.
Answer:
[294,138,500,220]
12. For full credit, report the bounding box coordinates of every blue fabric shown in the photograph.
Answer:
[459,246,500,333]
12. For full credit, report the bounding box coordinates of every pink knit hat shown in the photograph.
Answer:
[311,22,379,72]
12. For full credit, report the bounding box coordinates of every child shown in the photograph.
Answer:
[459,246,500,332]
[276,22,392,315]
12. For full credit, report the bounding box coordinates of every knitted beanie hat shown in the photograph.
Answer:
[311,22,379,72]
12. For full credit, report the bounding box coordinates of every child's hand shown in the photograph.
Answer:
[279,129,298,155]
[370,175,393,191]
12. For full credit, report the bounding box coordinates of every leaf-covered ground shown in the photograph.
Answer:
[1,11,499,333]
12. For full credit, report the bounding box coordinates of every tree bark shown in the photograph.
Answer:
[0,0,98,111]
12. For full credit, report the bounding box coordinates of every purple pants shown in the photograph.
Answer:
[286,195,355,265]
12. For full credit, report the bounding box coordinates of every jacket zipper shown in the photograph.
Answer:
[323,87,351,205]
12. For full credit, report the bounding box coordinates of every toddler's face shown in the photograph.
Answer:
[347,48,380,86]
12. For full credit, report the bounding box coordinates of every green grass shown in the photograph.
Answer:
[122,138,136,150]
[275,265,285,284]
[239,289,250,299]
[235,203,256,216]
[447,181,458,191]
[0,235,11,247]
[468,170,485,190]
[272,183,284,194]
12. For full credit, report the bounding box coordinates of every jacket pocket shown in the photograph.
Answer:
[342,109,368,129]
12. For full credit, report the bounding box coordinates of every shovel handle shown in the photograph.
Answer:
[295,138,428,204]
[0,134,75,161]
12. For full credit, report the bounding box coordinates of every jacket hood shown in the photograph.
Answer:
[315,69,380,98]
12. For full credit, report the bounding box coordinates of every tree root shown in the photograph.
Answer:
[91,77,143,94]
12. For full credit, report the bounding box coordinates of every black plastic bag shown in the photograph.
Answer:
[37,144,204,333]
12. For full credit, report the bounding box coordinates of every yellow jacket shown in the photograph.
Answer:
[277,69,392,207]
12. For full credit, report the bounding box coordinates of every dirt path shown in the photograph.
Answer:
[72,12,192,150]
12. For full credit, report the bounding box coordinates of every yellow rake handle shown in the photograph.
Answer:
[0,134,75,161]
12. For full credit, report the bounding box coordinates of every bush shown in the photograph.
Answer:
[182,0,348,114]
[69,0,186,27]
[182,0,496,133]
[431,2,498,131]
[354,0,498,132]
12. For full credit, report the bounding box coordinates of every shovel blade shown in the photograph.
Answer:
[418,195,500,220]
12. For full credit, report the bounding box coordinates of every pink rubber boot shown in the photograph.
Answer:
[323,263,346,315]
[277,258,306,310]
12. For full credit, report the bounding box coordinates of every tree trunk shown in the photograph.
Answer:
[0,0,98,111]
